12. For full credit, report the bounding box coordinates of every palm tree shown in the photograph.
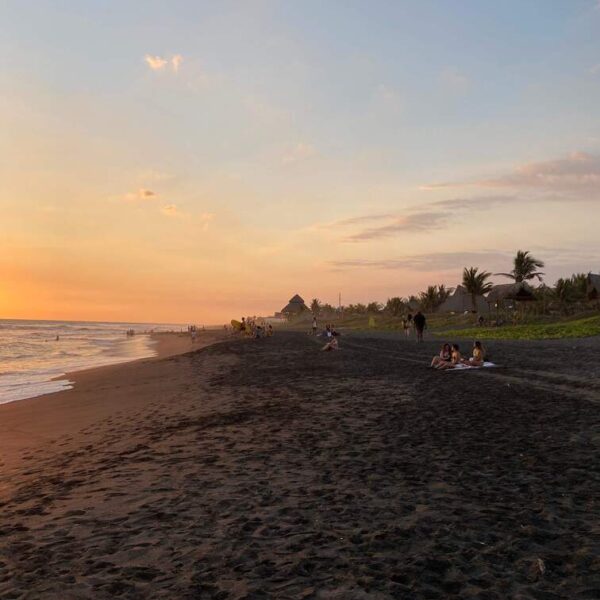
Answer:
[310,298,321,314]
[497,250,545,283]
[437,284,453,304]
[367,301,383,313]
[385,296,405,317]
[462,267,493,312]
[419,286,440,311]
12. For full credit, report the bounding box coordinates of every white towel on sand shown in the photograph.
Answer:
[446,361,496,371]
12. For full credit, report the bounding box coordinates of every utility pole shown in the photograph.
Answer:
[338,292,341,312]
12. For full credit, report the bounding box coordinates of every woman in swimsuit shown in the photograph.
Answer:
[431,343,452,368]
[438,344,462,370]
[463,341,485,367]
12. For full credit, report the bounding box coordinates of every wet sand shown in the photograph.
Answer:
[0,331,599,599]
[0,331,222,472]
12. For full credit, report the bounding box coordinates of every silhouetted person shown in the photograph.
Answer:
[413,311,426,343]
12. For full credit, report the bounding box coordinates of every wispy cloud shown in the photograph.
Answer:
[439,67,470,93]
[348,212,449,241]
[330,247,600,280]
[315,195,515,242]
[331,251,513,272]
[334,213,394,227]
[123,188,158,201]
[144,54,183,73]
[145,55,168,71]
[282,142,316,165]
[199,212,215,231]
[171,54,183,72]
[422,152,600,191]
[161,204,179,217]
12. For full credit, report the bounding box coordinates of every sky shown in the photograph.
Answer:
[1,0,600,324]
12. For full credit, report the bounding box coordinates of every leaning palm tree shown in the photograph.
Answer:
[462,267,493,312]
[496,250,545,283]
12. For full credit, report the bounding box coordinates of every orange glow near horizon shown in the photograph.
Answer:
[2,3,599,324]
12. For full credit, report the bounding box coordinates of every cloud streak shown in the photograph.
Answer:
[347,212,449,241]
[282,142,316,165]
[144,54,183,73]
[161,204,179,217]
[331,251,514,272]
[123,188,158,201]
[422,152,600,191]
[317,195,516,242]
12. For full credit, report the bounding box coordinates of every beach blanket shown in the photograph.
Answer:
[446,361,497,371]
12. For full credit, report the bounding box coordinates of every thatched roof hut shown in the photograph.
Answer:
[281,294,309,316]
[587,273,600,300]
[486,282,535,306]
[437,285,488,313]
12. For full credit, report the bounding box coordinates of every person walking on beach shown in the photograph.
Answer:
[413,311,426,343]
[402,317,410,337]
[312,315,318,335]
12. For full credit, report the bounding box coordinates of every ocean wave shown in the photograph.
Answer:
[0,323,157,403]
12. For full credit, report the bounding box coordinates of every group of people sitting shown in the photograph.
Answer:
[431,341,485,369]
[239,317,273,339]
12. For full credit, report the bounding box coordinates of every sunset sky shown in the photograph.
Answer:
[2,0,600,323]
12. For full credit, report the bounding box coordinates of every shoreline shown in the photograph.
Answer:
[0,330,228,474]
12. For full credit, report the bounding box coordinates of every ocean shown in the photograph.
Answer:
[0,319,183,405]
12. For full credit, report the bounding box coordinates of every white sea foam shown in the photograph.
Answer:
[0,320,183,404]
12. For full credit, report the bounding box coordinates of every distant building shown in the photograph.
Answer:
[587,273,600,301]
[437,285,488,313]
[486,282,535,309]
[280,294,309,318]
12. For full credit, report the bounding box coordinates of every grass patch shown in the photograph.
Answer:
[440,315,600,340]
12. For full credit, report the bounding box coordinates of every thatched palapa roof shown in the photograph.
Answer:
[437,285,488,313]
[587,273,600,300]
[486,282,535,303]
[281,294,309,315]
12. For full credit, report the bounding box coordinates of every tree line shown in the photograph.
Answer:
[309,250,595,316]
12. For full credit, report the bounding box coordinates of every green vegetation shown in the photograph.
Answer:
[282,249,599,340]
[441,315,600,340]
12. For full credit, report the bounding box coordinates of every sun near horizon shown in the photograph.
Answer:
[2,1,600,324]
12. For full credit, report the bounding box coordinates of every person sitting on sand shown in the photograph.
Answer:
[438,344,462,370]
[431,343,452,368]
[462,341,485,367]
[322,336,339,351]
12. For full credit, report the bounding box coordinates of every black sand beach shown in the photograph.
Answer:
[1,332,599,599]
